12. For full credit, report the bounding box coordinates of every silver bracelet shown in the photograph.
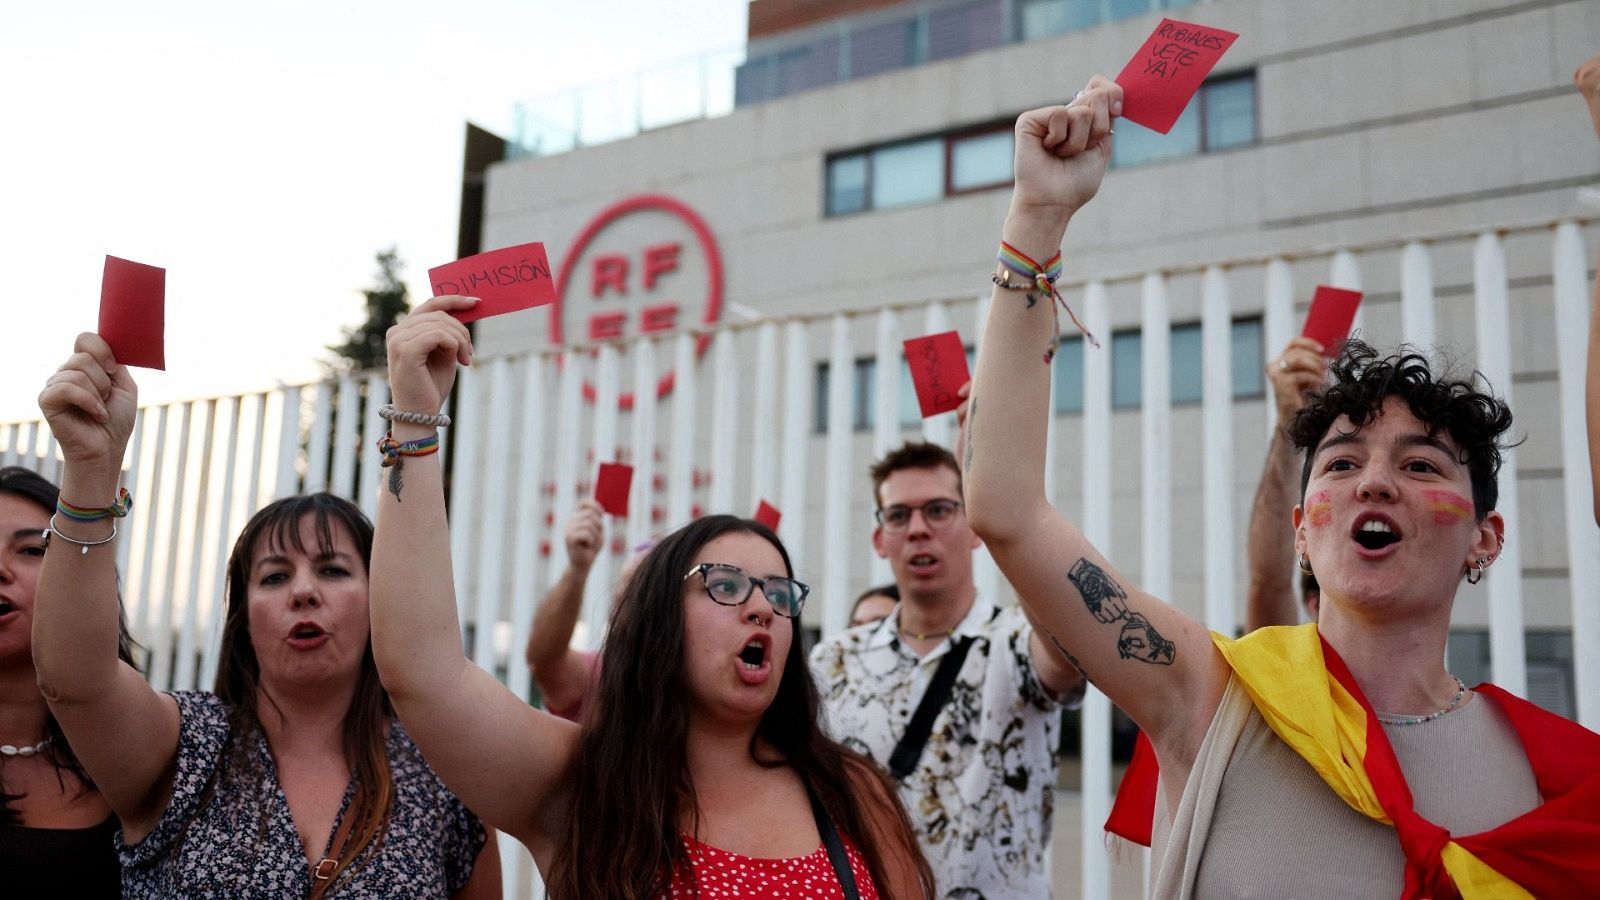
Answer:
[41,514,117,556]
[378,404,451,428]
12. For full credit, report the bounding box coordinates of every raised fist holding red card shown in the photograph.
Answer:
[594,463,634,517]
[905,331,971,418]
[428,243,556,324]
[1115,18,1239,135]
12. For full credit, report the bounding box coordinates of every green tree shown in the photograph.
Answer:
[329,247,410,373]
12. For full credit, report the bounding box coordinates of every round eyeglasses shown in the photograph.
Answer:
[682,563,810,619]
[874,498,964,532]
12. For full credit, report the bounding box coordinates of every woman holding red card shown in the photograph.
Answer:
[32,334,499,898]
[963,74,1600,897]
[367,295,935,899]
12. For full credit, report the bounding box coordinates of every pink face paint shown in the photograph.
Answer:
[1423,489,1473,525]
[1305,490,1333,528]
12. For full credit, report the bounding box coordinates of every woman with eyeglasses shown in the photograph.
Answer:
[367,296,936,899]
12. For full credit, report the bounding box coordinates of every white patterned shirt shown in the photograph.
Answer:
[810,596,1072,899]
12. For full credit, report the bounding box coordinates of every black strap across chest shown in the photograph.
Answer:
[807,784,862,900]
[887,635,977,780]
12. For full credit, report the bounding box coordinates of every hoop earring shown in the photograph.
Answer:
[1298,555,1313,576]
[1466,556,1490,585]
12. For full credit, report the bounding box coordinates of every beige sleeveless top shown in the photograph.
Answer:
[1149,676,1540,899]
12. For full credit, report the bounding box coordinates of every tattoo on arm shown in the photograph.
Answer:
[1068,559,1129,623]
[1047,632,1094,685]
[1063,558,1178,667]
[963,394,977,472]
[387,459,405,502]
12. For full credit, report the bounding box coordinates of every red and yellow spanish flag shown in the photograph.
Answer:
[1104,624,1600,898]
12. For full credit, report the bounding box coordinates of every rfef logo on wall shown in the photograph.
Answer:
[552,194,723,409]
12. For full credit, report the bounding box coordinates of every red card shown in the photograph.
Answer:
[1115,18,1239,135]
[1301,286,1363,354]
[904,331,970,419]
[98,255,166,370]
[753,500,781,532]
[428,243,556,324]
[594,462,633,517]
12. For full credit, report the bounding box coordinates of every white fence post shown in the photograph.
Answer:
[1202,266,1235,633]
[1552,223,1598,727]
[1400,242,1437,350]
[1473,232,1527,697]
[1080,281,1113,900]
[822,314,854,638]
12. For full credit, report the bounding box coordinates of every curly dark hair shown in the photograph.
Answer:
[1287,341,1515,521]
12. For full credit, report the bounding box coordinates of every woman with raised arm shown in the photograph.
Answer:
[33,334,498,898]
[369,296,934,899]
[963,76,1600,898]
[0,466,139,894]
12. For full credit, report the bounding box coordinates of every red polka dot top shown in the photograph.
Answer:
[665,832,881,899]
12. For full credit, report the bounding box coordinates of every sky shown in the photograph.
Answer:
[1,0,749,422]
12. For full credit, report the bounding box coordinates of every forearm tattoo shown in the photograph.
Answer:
[1061,558,1176,667]
[963,394,977,472]
[387,459,405,502]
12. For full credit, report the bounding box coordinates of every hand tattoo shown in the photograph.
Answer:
[1116,613,1175,665]
[1069,559,1129,623]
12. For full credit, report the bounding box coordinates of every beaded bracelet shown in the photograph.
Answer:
[56,487,133,522]
[378,404,451,428]
[996,241,1099,362]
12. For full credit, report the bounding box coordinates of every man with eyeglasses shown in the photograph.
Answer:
[810,440,1085,899]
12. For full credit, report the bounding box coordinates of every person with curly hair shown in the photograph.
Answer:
[964,74,1600,898]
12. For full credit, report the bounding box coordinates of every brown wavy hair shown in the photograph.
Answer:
[0,466,140,826]
[546,514,934,899]
[215,493,393,896]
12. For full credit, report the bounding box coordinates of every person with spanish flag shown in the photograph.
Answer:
[963,72,1600,898]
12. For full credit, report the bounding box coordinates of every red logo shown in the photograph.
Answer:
[552,195,724,409]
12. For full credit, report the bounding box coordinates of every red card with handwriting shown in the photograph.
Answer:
[1115,18,1239,135]
[428,243,556,324]
[754,500,781,532]
[98,255,166,370]
[904,331,969,418]
[594,463,633,517]
[1302,286,1363,354]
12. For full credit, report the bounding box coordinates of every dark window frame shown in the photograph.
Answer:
[943,120,1015,196]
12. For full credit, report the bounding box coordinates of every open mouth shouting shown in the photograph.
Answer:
[1351,512,1403,559]
[0,598,17,624]
[735,633,773,685]
[286,621,330,651]
[905,552,941,577]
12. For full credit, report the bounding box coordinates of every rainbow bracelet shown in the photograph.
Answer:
[56,487,133,522]
[376,432,440,468]
[997,241,1099,362]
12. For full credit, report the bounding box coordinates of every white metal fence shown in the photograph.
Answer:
[4,219,1596,898]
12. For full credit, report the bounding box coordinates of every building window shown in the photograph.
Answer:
[871,139,944,209]
[948,127,1014,193]
[1112,71,1257,169]
[827,155,869,216]
[1047,316,1264,413]
[1448,629,1575,719]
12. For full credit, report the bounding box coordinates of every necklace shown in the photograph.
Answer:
[1375,676,1468,726]
[0,737,53,757]
[898,626,955,642]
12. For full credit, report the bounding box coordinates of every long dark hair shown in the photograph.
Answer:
[0,466,140,825]
[215,493,393,894]
[546,515,934,899]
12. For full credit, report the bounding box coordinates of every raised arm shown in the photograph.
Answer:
[34,334,181,838]
[369,296,577,856]
[1244,337,1326,631]
[962,79,1228,765]
[524,500,601,712]
[1578,53,1600,526]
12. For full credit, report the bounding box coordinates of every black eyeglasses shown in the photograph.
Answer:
[682,563,810,619]
[874,498,964,532]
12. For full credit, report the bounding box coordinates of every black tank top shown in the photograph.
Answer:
[0,815,121,896]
